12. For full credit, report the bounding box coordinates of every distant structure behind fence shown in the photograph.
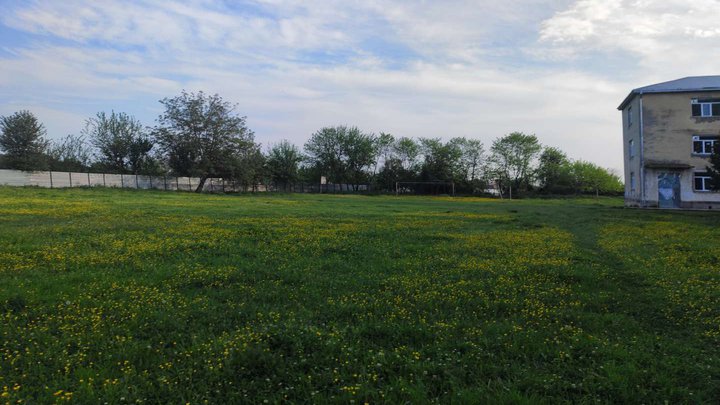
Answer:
[0,169,368,193]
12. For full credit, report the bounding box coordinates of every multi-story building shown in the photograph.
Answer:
[619,76,720,209]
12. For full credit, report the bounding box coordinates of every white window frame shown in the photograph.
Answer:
[629,139,635,158]
[692,135,718,155]
[630,172,636,191]
[691,99,720,117]
[694,171,713,192]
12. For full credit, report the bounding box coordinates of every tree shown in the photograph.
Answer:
[569,160,623,196]
[394,137,420,172]
[418,138,463,182]
[153,91,256,192]
[47,134,93,171]
[0,110,49,170]
[489,132,542,197]
[304,127,345,183]
[373,132,395,174]
[537,146,572,193]
[85,111,154,174]
[449,137,485,193]
[304,125,377,189]
[235,144,266,191]
[343,127,377,190]
[266,140,302,188]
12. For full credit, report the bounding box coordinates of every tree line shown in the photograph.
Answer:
[0,90,623,196]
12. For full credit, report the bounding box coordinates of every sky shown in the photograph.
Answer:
[1,0,720,172]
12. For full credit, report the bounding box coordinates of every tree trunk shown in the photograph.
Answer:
[195,175,208,193]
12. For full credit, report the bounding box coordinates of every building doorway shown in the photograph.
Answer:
[658,173,681,208]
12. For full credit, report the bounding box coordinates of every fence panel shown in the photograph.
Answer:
[103,174,123,188]
[0,169,30,186]
[0,169,372,194]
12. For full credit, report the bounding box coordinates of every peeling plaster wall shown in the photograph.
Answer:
[640,92,720,206]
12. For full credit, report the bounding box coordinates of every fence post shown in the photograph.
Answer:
[121,174,124,188]
[49,171,53,188]
[135,174,139,189]
[103,173,106,187]
[87,172,91,187]
[149,175,153,189]
[69,172,72,187]
[163,176,167,191]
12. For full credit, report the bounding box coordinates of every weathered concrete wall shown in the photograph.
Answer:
[0,170,222,192]
[643,92,720,165]
[622,96,642,205]
[640,92,720,205]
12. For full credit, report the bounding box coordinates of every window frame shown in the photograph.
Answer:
[630,172,636,192]
[627,106,632,127]
[629,139,635,158]
[694,171,714,192]
[692,135,718,155]
[691,98,720,117]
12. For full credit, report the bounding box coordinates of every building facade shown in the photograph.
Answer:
[619,76,720,209]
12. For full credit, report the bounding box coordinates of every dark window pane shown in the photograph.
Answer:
[694,141,702,153]
[692,104,701,116]
[695,177,703,190]
[713,104,720,116]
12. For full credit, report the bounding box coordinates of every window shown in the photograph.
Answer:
[691,98,720,117]
[692,135,718,155]
[627,106,632,126]
[630,172,636,191]
[629,139,635,158]
[694,172,714,191]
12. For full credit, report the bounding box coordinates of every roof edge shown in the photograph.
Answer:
[617,87,720,110]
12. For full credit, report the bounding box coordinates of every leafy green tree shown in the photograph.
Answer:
[569,160,623,196]
[153,91,256,192]
[47,134,93,171]
[0,110,49,170]
[85,111,154,174]
[304,126,377,189]
[449,137,485,193]
[418,138,463,182]
[489,132,542,197]
[304,126,345,183]
[537,146,573,193]
[266,140,303,188]
[235,144,266,191]
[344,127,377,190]
[374,132,395,174]
[394,137,420,172]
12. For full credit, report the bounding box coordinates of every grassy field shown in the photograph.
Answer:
[0,187,719,403]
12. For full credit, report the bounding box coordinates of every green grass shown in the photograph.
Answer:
[1,187,719,403]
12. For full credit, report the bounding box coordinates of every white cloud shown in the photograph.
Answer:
[8,0,715,174]
[539,0,720,77]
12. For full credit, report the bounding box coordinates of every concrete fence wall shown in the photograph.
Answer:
[0,169,369,193]
[0,169,242,192]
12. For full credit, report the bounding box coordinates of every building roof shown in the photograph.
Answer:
[617,76,720,110]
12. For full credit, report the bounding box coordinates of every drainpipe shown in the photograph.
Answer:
[639,94,645,207]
